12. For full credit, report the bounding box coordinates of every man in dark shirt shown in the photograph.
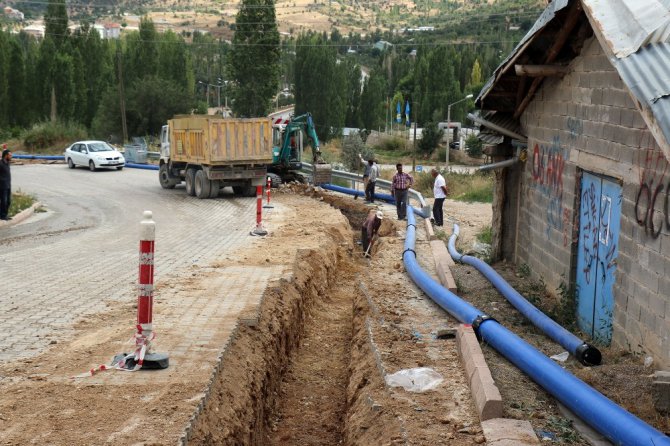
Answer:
[361,210,383,257]
[0,146,11,221]
[391,163,414,220]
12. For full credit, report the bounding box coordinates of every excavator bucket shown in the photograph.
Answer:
[312,163,332,185]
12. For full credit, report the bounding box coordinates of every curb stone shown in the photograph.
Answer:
[0,201,41,228]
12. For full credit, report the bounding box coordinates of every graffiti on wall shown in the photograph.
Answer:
[634,146,669,239]
[580,182,599,284]
[531,135,570,245]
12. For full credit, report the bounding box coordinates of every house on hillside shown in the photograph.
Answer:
[3,6,24,21]
[475,0,670,367]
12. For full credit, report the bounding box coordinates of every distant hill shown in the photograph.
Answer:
[10,0,546,40]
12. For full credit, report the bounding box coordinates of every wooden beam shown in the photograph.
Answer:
[514,64,569,77]
[514,1,583,119]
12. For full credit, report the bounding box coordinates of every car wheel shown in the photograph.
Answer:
[159,163,177,189]
[194,170,211,199]
[185,168,197,196]
[116,166,123,170]
[89,160,96,172]
[67,158,75,169]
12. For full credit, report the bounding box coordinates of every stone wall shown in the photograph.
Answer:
[515,37,670,366]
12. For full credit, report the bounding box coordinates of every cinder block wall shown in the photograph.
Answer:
[517,37,670,365]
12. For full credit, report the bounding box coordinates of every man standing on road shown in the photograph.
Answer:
[361,210,383,257]
[0,146,12,221]
[431,168,447,227]
[365,159,380,203]
[391,163,413,220]
[359,153,371,193]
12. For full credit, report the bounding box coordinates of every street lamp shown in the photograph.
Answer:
[446,93,473,168]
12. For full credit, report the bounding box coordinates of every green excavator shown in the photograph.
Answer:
[268,113,332,186]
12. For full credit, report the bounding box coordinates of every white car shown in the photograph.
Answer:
[64,141,125,171]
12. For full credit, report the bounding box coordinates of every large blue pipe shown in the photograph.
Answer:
[447,225,601,366]
[11,155,158,170]
[125,163,158,170]
[13,154,65,160]
[404,206,670,446]
[320,183,395,204]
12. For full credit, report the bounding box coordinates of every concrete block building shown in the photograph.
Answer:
[476,0,670,366]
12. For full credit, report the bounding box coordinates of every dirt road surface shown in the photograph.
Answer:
[1,170,667,445]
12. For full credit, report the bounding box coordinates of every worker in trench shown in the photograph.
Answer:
[361,210,383,257]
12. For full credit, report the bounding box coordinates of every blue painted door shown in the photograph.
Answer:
[576,172,622,344]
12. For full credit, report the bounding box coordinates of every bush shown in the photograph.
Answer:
[341,132,373,172]
[418,122,444,156]
[465,134,483,158]
[22,120,88,152]
[374,135,406,152]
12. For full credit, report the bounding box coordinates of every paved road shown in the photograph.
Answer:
[0,164,259,362]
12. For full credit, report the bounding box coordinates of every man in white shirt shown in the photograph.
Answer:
[431,168,447,226]
[365,159,380,203]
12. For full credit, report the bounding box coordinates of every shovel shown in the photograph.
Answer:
[364,233,378,257]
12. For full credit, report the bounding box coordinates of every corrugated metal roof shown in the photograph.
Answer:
[582,0,670,58]
[615,43,670,156]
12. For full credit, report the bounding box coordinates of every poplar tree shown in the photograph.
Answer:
[229,0,280,117]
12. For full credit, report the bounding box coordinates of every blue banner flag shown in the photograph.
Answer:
[396,101,402,123]
[405,100,410,127]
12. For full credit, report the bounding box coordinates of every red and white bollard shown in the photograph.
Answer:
[114,211,169,371]
[250,185,268,236]
[263,176,273,209]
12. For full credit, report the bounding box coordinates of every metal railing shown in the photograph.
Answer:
[302,162,429,213]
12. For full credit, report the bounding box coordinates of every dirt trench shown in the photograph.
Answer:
[186,191,404,445]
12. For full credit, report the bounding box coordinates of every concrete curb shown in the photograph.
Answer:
[481,418,540,445]
[424,217,436,240]
[0,201,41,228]
[456,325,503,421]
[429,238,458,293]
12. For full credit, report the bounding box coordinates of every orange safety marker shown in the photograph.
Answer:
[263,176,274,209]
[113,211,169,371]
[251,186,268,236]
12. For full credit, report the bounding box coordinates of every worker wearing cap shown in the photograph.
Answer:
[0,145,12,221]
[361,210,383,257]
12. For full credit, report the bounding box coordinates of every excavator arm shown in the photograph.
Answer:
[284,112,330,183]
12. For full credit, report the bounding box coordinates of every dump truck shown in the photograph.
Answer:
[159,115,273,198]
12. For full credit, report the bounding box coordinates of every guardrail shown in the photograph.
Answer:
[302,162,429,212]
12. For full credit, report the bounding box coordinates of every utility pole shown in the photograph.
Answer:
[117,48,128,143]
[412,102,417,173]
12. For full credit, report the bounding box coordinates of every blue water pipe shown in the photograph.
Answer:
[448,224,601,366]
[12,154,159,170]
[320,183,395,204]
[404,206,669,446]
[125,163,158,170]
[13,154,65,160]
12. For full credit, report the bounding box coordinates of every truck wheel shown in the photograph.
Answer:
[159,164,176,189]
[209,180,220,198]
[185,168,197,196]
[244,184,257,197]
[195,170,211,199]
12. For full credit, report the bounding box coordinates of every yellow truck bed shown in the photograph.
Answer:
[169,115,273,165]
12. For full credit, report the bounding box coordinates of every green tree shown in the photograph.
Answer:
[344,59,361,128]
[44,0,69,48]
[470,58,482,86]
[418,121,443,156]
[228,0,280,117]
[359,70,386,132]
[294,33,347,141]
[465,133,483,158]
[7,39,27,126]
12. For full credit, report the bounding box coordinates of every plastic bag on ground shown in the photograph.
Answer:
[385,367,444,392]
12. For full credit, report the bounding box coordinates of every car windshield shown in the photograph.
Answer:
[88,142,114,153]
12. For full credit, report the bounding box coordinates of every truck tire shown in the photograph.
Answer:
[232,184,256,197]
[209,180,220,198]
[194,170,211,199]
[159,163,176,189]
[185,168,197,196]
